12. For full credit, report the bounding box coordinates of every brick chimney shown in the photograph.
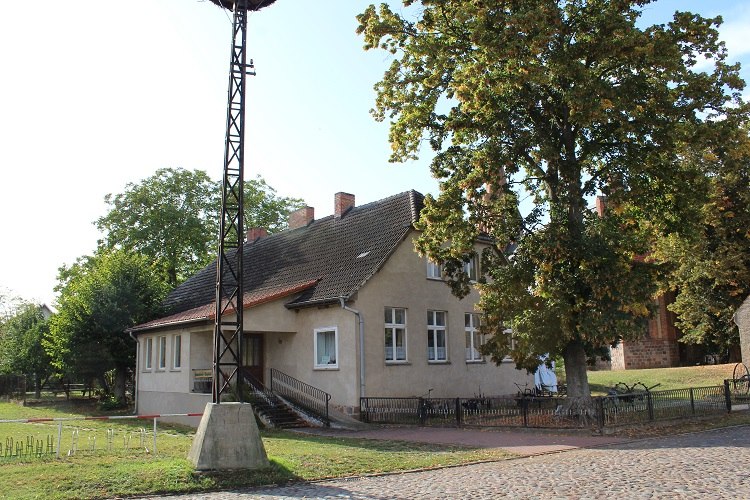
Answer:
[246,227,267,242]
[288,206,314,229]
[595,195,608,216]
[334,192,355,218]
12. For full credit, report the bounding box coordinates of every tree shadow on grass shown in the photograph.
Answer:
[262,428,484,452]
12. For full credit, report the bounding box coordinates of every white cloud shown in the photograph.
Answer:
[718,5,750,61]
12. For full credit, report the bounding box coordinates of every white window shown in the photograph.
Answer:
[172,335,182,369]
[157,336,167,370]
[464,255,478,281]
[314,327,338,369]
[144,337,153,370]
[384,307,407,362]
[465,313,483,362]
[427,310,447,362]
[426,259,442,279]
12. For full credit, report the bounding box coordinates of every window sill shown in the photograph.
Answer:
[385,361,410,366]
[465,360,486,364]
[428,360,450,365]
[170,368,182,372]
[426,276,444,281]
[314,366,339,371]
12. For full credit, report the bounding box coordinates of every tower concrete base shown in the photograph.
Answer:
[188,402,269,471]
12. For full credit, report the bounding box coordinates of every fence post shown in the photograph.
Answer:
[56,422,62,458]
[646,392,654,421]
[596,397,605,430]
[689,388,695,415]
[455,398,461,427]
[724,379,732,412]
[522,398,529,428]
[153,418,157,455]
[418,398,426,426]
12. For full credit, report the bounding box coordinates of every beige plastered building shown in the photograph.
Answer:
[129,191,532,424]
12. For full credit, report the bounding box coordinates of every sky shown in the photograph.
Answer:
[1,0,749,307]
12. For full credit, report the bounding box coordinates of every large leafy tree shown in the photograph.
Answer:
[0,287,24,321]
[0,302,52,398]
[358,0,745,403]
[96,168,304,287]
[46,250,167,400]
[655,123,750,354]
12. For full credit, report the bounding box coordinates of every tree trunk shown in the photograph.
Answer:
[113,368,127,402]
[34,373,41,399]
[563,339,592,410]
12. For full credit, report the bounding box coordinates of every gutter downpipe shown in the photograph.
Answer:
[340,297,365,399]
[129,331,139,414]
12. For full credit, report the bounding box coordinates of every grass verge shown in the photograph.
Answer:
[586,363,738,395]
[0,402,514,499]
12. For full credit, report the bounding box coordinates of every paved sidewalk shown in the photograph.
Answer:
[295,425,628,456]
[152,425,750,499]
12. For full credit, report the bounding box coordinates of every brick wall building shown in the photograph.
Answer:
[610,293,681,370]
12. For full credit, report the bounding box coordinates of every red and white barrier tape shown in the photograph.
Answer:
[0,413,203,424]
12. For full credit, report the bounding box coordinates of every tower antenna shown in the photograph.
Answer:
[210,0,278,403]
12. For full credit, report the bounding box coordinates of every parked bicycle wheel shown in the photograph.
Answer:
[732,363,750,396]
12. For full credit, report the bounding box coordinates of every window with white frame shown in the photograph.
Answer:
[465,313,483,362]
[172,334,182,369]
[427,310,447,362]
[384,307,407,362]
[314,327,338,369]
[144,337,153,370]
[464,255,478,281]
[426,259,442,279]
[157,335,167,370]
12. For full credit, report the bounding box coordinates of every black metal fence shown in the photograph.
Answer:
[361,380,749,430]
[597,385,728,427]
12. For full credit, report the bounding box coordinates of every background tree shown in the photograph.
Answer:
[358,0,745,403]
[46,250,166,401]
[0,302,52,398]
[655,123,750,356]
[96,168,304,287]
[0,286,24,321]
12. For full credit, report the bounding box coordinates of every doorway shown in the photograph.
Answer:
[242,334,264,385]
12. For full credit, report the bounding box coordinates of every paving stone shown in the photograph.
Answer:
[150,426,750,499]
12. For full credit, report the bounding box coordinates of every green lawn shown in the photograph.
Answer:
[585,363,738,395]
[0,402,514,499]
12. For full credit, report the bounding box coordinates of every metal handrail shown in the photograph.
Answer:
[270,368,330,425]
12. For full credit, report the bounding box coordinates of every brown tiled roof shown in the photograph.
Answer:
[134,190,424,332]
[128,280,318,333]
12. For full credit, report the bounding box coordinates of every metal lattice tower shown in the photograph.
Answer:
[213,1,252,403]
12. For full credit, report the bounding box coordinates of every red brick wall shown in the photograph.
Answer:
[611,338,680,370]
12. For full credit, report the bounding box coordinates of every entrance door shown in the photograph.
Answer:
[242,334,264,385]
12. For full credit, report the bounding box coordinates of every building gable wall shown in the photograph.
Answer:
[737,295,750,364]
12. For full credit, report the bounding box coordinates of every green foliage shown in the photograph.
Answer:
[95,168,304,287]
[0,303,52,385]
[47,250,167,397]
[358,0,745,398]
[0,287,24,322]
[654,124,750,351]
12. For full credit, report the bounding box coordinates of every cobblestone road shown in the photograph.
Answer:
[154,426,750,499]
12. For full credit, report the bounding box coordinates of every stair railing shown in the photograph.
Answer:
[270,368,331,426]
